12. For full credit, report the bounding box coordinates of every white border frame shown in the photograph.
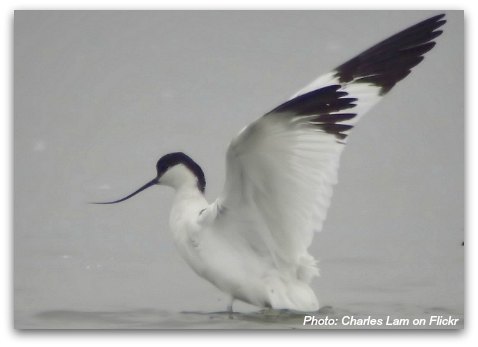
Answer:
[2,0,474,345]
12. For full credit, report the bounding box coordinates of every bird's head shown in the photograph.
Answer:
[155,152,206,192]
[93,152,205,204]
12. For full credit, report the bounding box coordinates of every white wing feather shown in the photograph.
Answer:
[214,14,446,281]
[217,81,380,280]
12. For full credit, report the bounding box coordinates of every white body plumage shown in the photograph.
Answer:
[165,164,319,311]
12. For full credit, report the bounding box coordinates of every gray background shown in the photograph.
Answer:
[14,11,463,327]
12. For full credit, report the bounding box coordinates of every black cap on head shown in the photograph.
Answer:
[156,152,206,193]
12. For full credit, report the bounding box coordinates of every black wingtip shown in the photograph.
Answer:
[424,13,446,22]
[335,13,447,95]
[430,13,446,22]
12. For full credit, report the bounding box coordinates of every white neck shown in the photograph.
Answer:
[163,165,208,234]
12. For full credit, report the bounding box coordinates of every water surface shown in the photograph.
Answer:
[16,305,463,329]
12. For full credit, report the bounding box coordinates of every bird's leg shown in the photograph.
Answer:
[227,297,234,319]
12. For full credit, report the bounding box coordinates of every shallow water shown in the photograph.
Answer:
[14,247,464,329]
[16,305,463,330]
[14,243,464,330]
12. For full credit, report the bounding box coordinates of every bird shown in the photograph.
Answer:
[94,14,446,313]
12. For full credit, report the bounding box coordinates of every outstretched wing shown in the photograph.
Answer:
[216,14,446,272]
